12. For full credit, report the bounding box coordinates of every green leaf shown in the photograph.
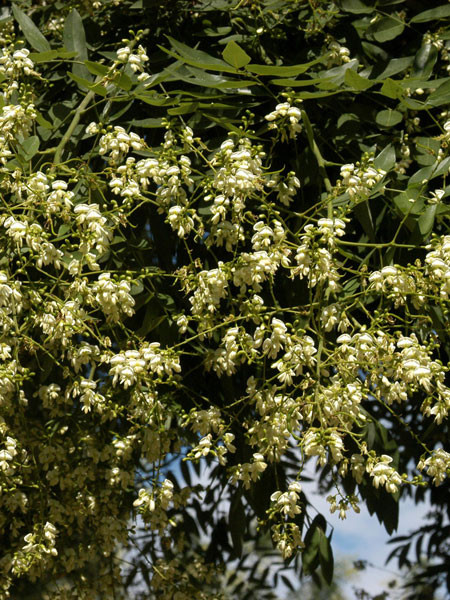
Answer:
[319,534,334,586]
[167,102,198,115]
[428,80,450,107]
[222,41,251,69]
[295,89,342,99]
[399,97,428,111]
[130,118,164,128]
[409,165,434,186]
[415,136,441,166]
[369,16,404,42]
[164,36,237,73]
[412,44,438,80]
[345,68,374,90]
[374,144,396,171]
[12,4,51,52]
[36,111,53,130]
[229,490,246,558]
[57,224,71,236]
[339,0,373,13]
[302,515,326,573]
[392,190,420,221]
[428,306,447,343]
[433,156,450,178]
[376,109,403,127]
[136,301,163,337]
[410,4,450,23]
[324,59,359,80]
[18,136,40,160]
[379,78,404,99]
[135,93,174,106]
[111,71,133,91]
[374,56,414,80]
[280,575,295,592]
[375,491,399,535]
[130,280,144,296]
[84,60,109,78]
[67,72,107,96]
[169,65,255,89]
[354,201,376,241]
[267,76,334,88]
[64,9,91,80]
[180,460,191,487]
[269,77,331,89]
[366,421,376,449]
[418,205,436,239]
[57,49,78,59]
[203,114,252,136]
[246,55,326,76]
[29,50,59,63]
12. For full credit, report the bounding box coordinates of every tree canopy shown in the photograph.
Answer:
[0,0,449,598]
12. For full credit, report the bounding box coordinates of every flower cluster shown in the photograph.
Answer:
[99,125,144,163]
[326,37,351,66]
[0,103,36,163]
[92,273,135,321]
[0,45,37,96]
[270,481,302,518]
[1,13,449,597]
[271,522,304,560]
[231,452,268,488]
[116,43,149,79]
[340,158,385,201]
[327,493,360,520]
[265,100,303,141]
[417,449,450,486]
[368,265,422,308]
[425,235,450,300]
[269,170,301,206]
[11,522,58,577]
[134,479,190,533]
[366,454,403,494]
[188,263,229,319]
[3,215,63,268]
[292,218,346,291]
[109,342,180,388]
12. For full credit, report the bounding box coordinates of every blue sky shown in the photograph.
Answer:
[299,483,432,598]
[145,456,440,597]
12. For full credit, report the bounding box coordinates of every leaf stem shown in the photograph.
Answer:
[53,88,96,166]
[301,109,333,194]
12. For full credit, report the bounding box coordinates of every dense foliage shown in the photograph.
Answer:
[0,0,449,598]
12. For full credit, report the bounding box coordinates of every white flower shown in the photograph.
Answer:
[86,121,100,135]
[417,449,450,485]
[429,189,445,204]
[265,100,303,140]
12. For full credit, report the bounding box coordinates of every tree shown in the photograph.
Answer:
[0,0,449,598]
